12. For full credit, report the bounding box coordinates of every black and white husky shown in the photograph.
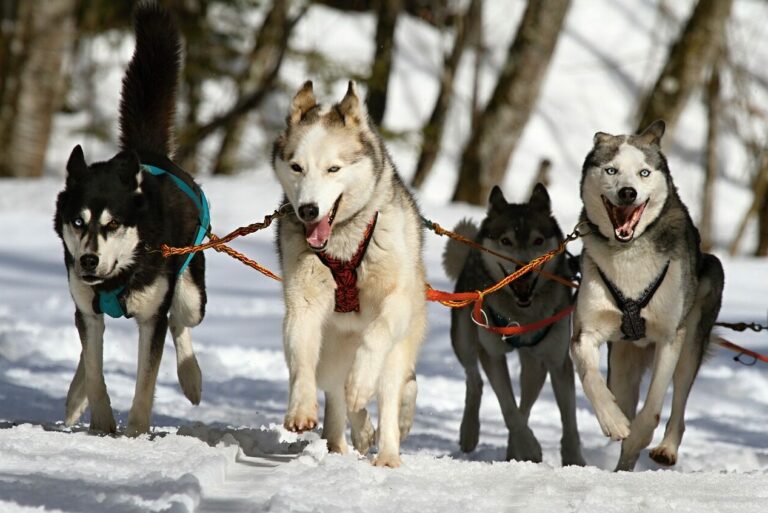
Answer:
[571,120,724,471]
[54,3,207,436]
[443,185,585,465]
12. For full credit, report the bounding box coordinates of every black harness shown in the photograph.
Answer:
[597,261,670,341]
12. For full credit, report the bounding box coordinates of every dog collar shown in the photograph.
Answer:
[93,162,209,319]
[316,212,378,313]
[484,305,552,349]
[597,260,670,341]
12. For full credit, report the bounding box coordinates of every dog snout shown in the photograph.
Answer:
[80,254,99,272]
[618,187,637,205]
[298,203,319,222]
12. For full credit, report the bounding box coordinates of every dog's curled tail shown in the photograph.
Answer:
[119,2,181,157]
[442,218,478,281]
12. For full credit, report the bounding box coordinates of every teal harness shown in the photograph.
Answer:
[94,163,210,319]
[484,305,553,350]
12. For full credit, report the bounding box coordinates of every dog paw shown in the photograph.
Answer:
[326,440,349,454]
[284,403,318,433]
[373,452,402,468]
[125,415,150,437]
[459,415,480,453]
[649,445,677,466]
[595,403,631,441]
[351,419,375,455]
[506,427,542,463]
[177,356,203,405]
[345,373,377,413]
[89,403,116,435]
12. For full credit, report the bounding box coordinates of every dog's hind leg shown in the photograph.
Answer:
[64,351,88,426]
[478,346,541,462]
[616,330,685,471]
[518,349,547,422]
[126,314,168,437]
[169,269,204,405]
[451,310,482,453]
[168,315,202,405]
[322,388,349,454]
[75,310,116,434]
[607,341,649,421]
[398,372,417,441]
[349,408,375,455]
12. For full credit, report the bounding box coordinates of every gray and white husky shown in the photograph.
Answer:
[272,81,427,467]
[443,184,585,465]
[571,120,724,471]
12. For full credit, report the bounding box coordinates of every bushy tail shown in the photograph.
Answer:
[119,2,181,157]
[442,219,478,281]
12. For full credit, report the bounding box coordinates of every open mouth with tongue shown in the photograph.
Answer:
[601,195,648,243]
[499,264,538,308]
[304,195,342,251]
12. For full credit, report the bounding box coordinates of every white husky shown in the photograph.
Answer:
[272,81,427,467]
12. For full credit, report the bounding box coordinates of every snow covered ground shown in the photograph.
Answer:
[2,0,768,511]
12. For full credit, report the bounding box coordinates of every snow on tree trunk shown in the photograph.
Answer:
[635,0,733,135]
[366,0,402,127]
[0,0,76,178]
[212,0,291,176]
[452,0,571,205]
[411,0,480,189]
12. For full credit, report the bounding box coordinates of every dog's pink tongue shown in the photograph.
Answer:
[305,214,332,249]
[614,205,638,240]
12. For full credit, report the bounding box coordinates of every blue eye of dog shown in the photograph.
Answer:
[73,218,84,228]
[604,167,618,175]
[500,237,512,246]
[533,237,544,246]
[639,168,651,177]
[327,166,340,173]
[290,163,302,173]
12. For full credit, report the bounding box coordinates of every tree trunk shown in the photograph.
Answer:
[411,0,480,189]
[0,0,76,178]
[635,0,733,134]
[699,58,720,252]
[212,0,291,175]
[452,0,571,205]
[366,0,403,126]
[729,150,768,256]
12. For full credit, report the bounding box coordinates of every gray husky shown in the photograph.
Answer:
[443,184,585,465]
[571,120,724,471]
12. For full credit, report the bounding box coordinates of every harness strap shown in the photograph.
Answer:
[482,304,556,349]
[597,260,670,340]
[316,212,378,313]
[471,302,574,340]
[95,163,209,319]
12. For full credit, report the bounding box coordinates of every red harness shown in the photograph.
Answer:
[316,213,379,313]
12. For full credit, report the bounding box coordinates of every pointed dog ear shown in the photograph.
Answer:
[289,80,317,125]
[488,185,507,212]
[638,119,665,146]
[65,145,88,184]
[110,150,141,187]
[529,183,551,213]
[336,81,365,126]
[593,131,615,146]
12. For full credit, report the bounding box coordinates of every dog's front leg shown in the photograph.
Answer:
[75,310,116,434]
[283,307,326,432]
[346,293,409,413]
[571,329,631,441]
[126,314,168,436]
[616,330,685,471]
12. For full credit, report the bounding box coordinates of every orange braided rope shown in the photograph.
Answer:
[423,218,578,290]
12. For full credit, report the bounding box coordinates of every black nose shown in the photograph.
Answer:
[618,187,637,205]
[80,254,99,272]
[298,203,319,222]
